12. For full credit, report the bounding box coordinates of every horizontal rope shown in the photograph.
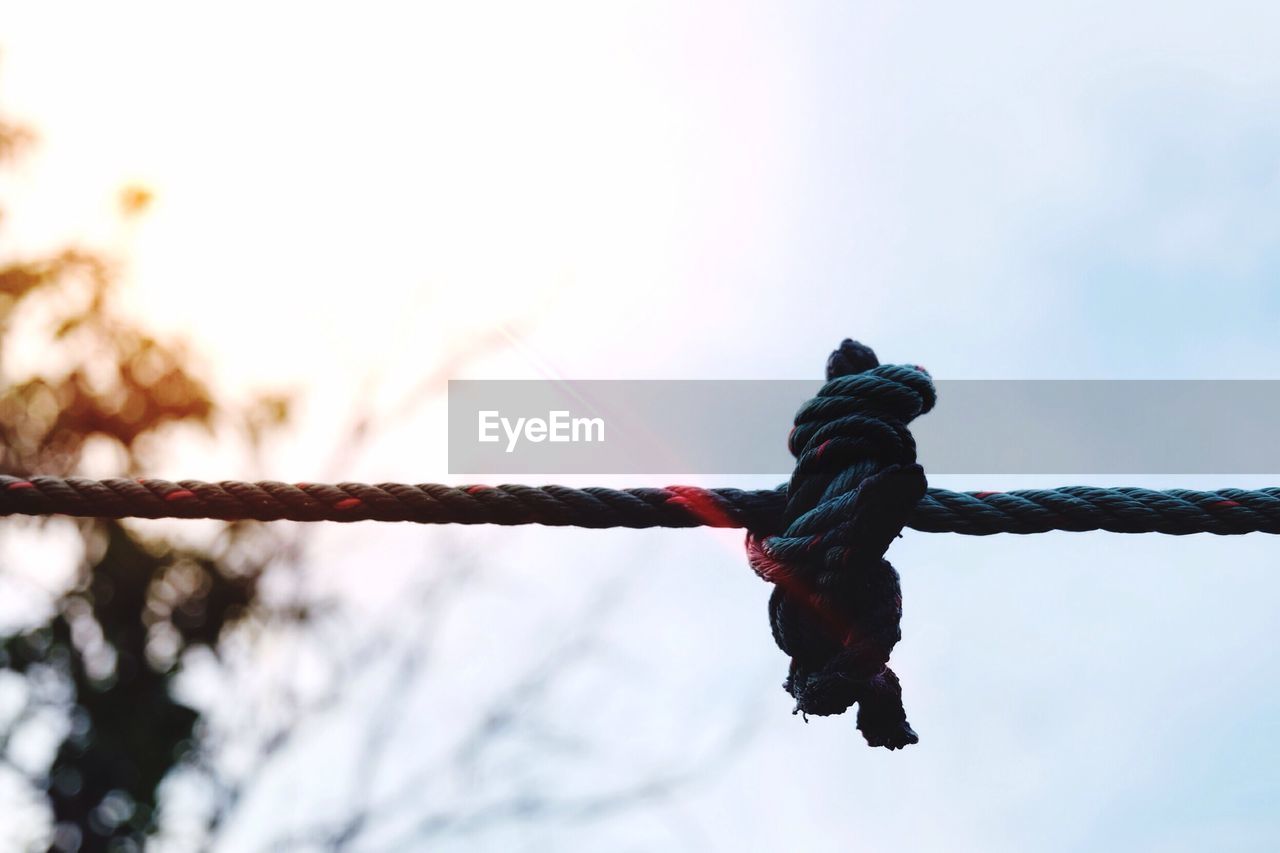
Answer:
[1,475,1277,535]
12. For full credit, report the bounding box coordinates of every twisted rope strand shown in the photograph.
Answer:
[2,476,1278,535]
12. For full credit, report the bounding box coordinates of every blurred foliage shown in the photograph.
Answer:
[0,107,290,850]
[117,186,152,219]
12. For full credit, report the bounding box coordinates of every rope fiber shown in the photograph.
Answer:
[3,476,1278,535]
[4,338,1276,750]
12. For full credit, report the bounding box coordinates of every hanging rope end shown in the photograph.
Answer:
[855,668,918,749]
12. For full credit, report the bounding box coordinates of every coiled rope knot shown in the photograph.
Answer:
[745,339,936,749]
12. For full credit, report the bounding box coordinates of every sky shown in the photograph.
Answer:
[2,1,1280,850]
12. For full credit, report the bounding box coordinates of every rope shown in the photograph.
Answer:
[2,476,1277,535]
[5,338,1276,751]
[746,340,930,747]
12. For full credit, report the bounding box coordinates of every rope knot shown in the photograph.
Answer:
[746,339,934,749]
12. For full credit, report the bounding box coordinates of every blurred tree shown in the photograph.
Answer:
[0,106,290,850]
[0,82,746,853]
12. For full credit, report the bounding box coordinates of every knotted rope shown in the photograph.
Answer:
[745,340,931,748]
[4,338,1280,748]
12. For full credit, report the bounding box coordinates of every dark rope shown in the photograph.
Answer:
[746,340,930,748]
[6,336,1279,750]
[1,476,1279,535]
